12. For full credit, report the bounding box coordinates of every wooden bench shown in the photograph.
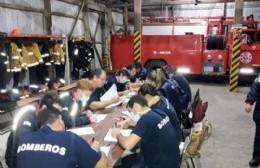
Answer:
[58,83,76,92]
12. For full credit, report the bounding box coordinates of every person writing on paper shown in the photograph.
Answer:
[88,68,121,110]
[125,64,137,83]
[134,62,148,81]
[138,83,182,143]
[163,65,191,111]
[146,69,186,122]
[5,92,65,168]
[104,69,130,96]
[16,106,108,168]
[111,95,181,168]
[125,64,144,91]
[59,79,97,128]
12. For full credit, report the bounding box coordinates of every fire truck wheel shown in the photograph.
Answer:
[145,60,166,72]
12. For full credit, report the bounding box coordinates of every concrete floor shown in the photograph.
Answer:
[186,83,256,168]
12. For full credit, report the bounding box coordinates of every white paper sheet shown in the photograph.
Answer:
[179,142,185,155]
[96,114,107,123]
[123,98,130,104]
[100,84,118,102]
[121,150,134,158]
[100,146,111,156]
[121,110,131,117]
[67,127,95,136]
[105,100,123,109]
[126,91,136,98]
[104,128,132,142]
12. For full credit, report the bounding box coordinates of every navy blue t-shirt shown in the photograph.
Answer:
[5,112,39,168]
[129,76,137,83]
[104,76,126,92]
[58,92,91,128]
[172,73,191,110]
[88,87,106,104]
[152,96,182,143]
[135,68,147,81]
[17,126,101,168]
[160,79,182,121]
[132,109,180,168]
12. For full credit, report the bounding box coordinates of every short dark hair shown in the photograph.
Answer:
[127,95,148,108]
[88,68,104,79]
[38,107,62,126]
[126,64,135,71]
[115,69,130,78]
[40,92,62,109]
[134,62,143,69]
[138,83,159,96]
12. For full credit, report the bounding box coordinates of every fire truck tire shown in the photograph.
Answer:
[207,35,225,50]
[145,60,166,72]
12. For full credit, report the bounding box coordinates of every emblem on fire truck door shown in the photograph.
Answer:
[240,51,252,64]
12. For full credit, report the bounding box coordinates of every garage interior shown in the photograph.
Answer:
[0,0,260,168]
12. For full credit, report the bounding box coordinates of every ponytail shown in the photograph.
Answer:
[147,69,166,89]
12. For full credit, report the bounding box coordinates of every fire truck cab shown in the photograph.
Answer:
[110,15,260,76]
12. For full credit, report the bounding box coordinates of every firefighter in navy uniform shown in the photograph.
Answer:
[163,65,192,110]
[5,92,64,168]
[104,69,130,95]
[87,68,121,110]
[134,62,148,81]
[16,106,108,168]
[111,95,180,168]
[138,83,182,144]
[146,69,186,122]
[59,79,97,128]
[245,75,260,167]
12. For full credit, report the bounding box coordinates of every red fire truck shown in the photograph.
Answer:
[110,15,260,76]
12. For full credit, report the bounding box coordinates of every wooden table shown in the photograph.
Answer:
[80,104,128,167]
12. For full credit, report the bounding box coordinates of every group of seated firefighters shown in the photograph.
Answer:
[5,62,192,168]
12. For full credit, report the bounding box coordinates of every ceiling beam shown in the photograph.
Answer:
[142,2,260,10]
[56,0,81,6]
[87,1,106,12]
[110,0,260,7]
[0,2,44,13]
[57,0,106,12]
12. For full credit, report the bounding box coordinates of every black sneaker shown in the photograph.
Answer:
[249,158,260,167]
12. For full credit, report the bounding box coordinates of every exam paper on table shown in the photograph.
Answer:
[123,98,130,104]
[95,114,107,123]
[100,84,118,102]
[104,129,132,142]
[67,126,95,136]
[105,99,124,109]
[100,146,110,156]
[121,110,131,117]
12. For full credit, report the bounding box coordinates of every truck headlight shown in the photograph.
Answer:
[177,67,190,74]
[240,68,253,74]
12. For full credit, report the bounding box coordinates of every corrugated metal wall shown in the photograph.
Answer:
[89,12,102,68]
[0,1,44,34]
[51,0,84,36]
[141,2,260,20]
[0,0,104,67]
[173,2,260,19]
